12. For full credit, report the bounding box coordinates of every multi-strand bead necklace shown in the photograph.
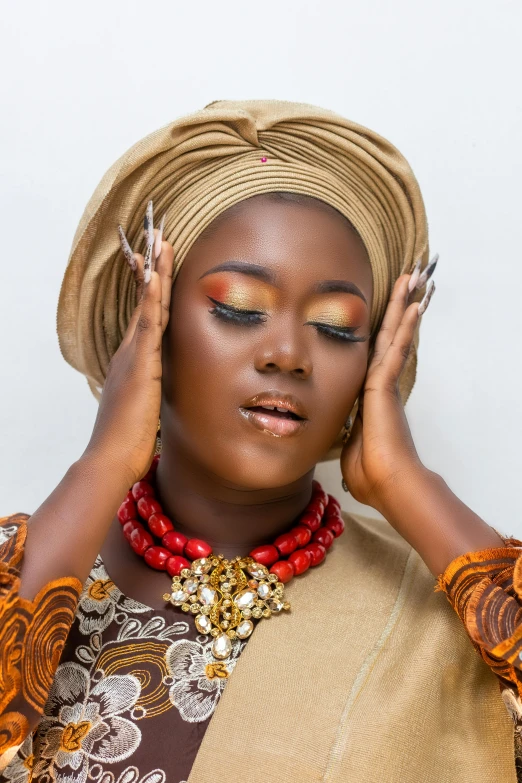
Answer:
[117,455,345,662]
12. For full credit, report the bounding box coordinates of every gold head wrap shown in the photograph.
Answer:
[57,99,429,462]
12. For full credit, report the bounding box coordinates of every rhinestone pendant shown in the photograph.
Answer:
[163,554,291,662]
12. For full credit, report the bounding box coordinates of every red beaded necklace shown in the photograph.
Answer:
[117,454,345,664]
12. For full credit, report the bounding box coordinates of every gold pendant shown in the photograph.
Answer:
[163,554,290,662]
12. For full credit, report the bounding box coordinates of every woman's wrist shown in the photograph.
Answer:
[369,460,433,522]
[371,465,506,577]
[77,447,137,495]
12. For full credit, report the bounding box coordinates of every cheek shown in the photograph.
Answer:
[314,344,369,420]
[164,298,237,410]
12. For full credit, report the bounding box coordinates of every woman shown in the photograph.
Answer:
[2,99,522,783]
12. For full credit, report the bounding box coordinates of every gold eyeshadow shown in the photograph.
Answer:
[305,304,355,328]
[201,273,366,327]
[305,296,366,329]
[201,273,276,310]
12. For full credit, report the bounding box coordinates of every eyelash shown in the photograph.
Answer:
[206,297,366,343]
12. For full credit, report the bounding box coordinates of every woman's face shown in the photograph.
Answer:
[161,195,373,489]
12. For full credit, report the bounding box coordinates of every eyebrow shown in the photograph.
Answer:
[198,261,368,305]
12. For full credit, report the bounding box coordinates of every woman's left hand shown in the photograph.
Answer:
[340,271,435,514]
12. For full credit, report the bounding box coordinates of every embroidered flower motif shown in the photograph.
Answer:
[76,557,150,635]
[0,523,19,546]
[0,733,34,783]
[82,764,167,783]
[501,685,522,728]
[74,615,190,721]
[165,637,245,723]
[32,661,141,783]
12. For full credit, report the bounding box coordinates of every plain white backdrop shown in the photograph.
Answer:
[1,0,521,537]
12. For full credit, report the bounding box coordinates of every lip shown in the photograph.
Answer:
[240,390,309,420]
[239,390,309,438]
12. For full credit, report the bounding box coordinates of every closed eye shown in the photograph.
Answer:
[207,297,267,324]
[207,297,367,343]
[305,322,368,343]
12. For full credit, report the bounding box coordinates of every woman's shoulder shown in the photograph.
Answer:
[338,509,521,723]
[336,509,500,666]
[340,508,410,552]
[330,509,437,619]
[300,509,517,778]
[339,509,518,736]
[337,508,417,581]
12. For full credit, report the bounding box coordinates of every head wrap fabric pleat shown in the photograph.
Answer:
[57,99,430,461]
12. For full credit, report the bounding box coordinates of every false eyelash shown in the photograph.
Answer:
[308,322,367,343]
[208,297,365,344]
[207,297,267,325]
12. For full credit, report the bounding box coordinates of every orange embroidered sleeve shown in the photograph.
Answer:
[434,532,522,691]
[0,513,82,768]
[435,531,522,779]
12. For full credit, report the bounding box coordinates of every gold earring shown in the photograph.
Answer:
[341,413,354,492]
[155,418,162,456]
[341,415,353,444]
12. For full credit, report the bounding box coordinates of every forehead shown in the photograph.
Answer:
[178,195,374,296]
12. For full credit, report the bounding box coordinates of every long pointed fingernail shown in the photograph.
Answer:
[144,200,154,245]
[118,225,137,272]
[144,201,155,282]
[418,279,435,316]
[408,258,422,292]
[154,213,166,260]
[416,253,439,290]
[143,242,153,284]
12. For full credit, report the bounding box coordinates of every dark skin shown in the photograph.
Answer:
[101,196,373,606]
[158,200,373,541]
[99,193,504,611]
[18,193,503,607]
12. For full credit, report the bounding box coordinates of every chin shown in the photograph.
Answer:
[202,441,321,489]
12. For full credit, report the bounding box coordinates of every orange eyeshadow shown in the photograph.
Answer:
[201,274,275,310]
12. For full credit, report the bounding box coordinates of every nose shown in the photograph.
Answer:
[253,316,313,379]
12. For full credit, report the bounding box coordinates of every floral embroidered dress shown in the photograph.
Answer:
[0,515,248,783]
[3,512,522,782]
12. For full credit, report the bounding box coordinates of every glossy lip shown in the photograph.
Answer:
[240,390,309,420]
[239,390,309,438]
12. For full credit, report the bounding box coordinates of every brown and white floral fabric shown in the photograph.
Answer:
[0,516,247,783]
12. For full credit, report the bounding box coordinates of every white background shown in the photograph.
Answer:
[1,0,521,537]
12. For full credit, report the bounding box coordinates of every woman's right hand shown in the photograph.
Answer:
[82,219,175,488]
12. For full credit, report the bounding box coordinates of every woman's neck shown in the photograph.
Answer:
[155,448,315,561]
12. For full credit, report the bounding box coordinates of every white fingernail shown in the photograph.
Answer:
[408,258,422,292]
[144,200,154,245]
[416,253,439,290]
[143,241,153,284]
[418,279,435,316]
[118,225,137,272]
[154,213,166,259]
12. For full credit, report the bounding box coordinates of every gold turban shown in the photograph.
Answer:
[57,99,430,462]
